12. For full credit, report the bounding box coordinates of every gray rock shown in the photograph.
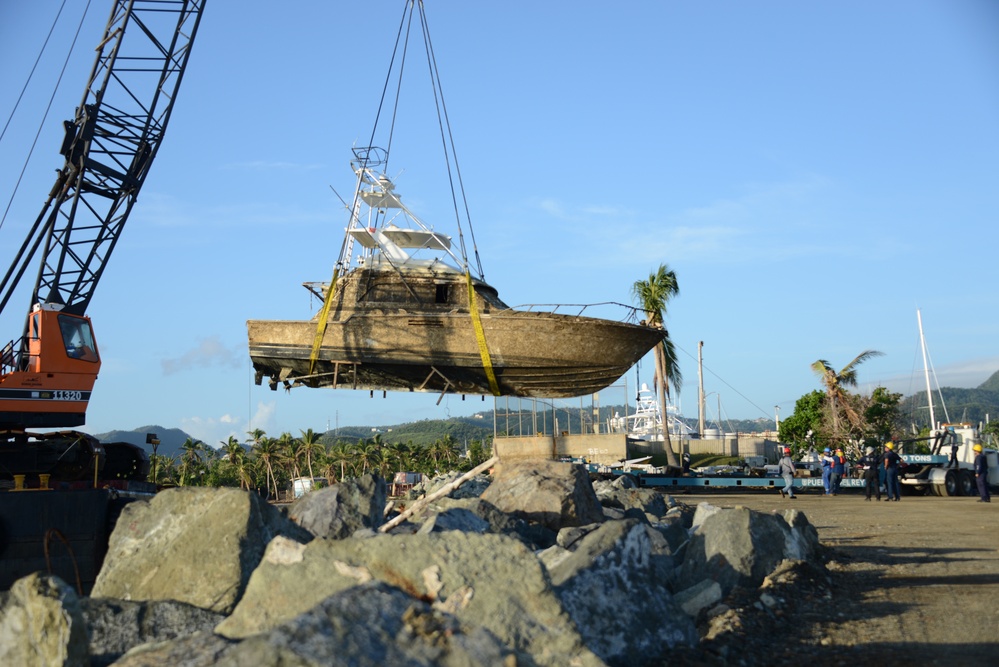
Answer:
[779,508,821,559]
[547,519,698,665]
[217,532,603,667]
[674,578,723,617]
[413,496,556,549]
[601,506,626,520]
[115,583,512,667]
[611,473,638,489]
[555,523,602,550]
[0,573,89,667]
[417,507,490,534]
[288,473,387,539]
[678,505,816,597]
[101,630,233,667]
[91,487,311,614]
[688,501,723,534]
[648,514,690,555]
[594,482,669,518]
[479,460,604,532]
[81,597,225,667]
[416,472,492,499]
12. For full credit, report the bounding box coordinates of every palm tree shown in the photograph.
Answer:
[383,441,412,476]
[299,428,325,481]
[355,439,382,475]
[248,431,280,500]
[811,350,884,442]
[177,438,208,486]
[326,442,354,482]
[221,436,251,490]
[276,432,302,481]
[633,264,682,467]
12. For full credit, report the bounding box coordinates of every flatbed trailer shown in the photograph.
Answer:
[590,441,997,496]
[629,473,867,490]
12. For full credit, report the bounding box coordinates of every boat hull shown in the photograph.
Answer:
[248,310,663,399]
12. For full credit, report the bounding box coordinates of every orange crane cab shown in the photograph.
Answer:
[0,305,101,428]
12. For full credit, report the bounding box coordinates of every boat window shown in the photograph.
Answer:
[435,284,449,304]
[474,286,508,310]
[360,283,413,303]
[58,314,99,362]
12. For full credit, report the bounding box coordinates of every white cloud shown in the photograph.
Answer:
[162,336,243,375]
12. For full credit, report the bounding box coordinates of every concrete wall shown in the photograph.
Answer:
[675,437,780,463]
[494,434,782,465]
[494,434,627,465]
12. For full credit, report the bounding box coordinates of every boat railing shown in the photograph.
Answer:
[503,301,647,324]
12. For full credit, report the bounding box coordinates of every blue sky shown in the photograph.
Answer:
[1,1,997,447]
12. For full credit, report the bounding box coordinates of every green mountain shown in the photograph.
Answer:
[979,370,999,393]
[898,375,999,428]
[94,425,192,459]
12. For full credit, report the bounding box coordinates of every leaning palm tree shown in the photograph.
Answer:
[811,349,884,442]
[633,264,682,468]
[221,436,250,490]
[299,428,325,481]
[250,435,281,500]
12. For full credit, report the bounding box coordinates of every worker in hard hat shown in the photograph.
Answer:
[973,443,990,503]
[831,448,846,495]
[884,441,902,501]
[777,446,797,499]
[820,447,834,496]
[859,445,881,501]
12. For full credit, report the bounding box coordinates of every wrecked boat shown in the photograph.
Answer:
[247,1,662,400]
[248,157,662,399]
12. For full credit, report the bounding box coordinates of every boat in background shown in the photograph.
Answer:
[608,382,696,440]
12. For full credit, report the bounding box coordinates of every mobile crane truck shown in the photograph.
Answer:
[0,0,205,592]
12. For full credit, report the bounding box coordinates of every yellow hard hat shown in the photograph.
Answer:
[973,444,983,452]
[886,442,894,450]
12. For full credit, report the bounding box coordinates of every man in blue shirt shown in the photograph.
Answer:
[884,441,902,501]
[974,444,990,503]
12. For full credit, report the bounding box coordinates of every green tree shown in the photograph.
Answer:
[862,386,903,446]
[778,390,827,455]
[276,432,302,481]
[177,438,207,486]
[221,435,252,490]
[810,350,884,442]
[355,439,381,475]
[982,420,999,448]
[299,428,325,481]
[326,442,354,482]
[632,264,682,467]
[248,430,280,500]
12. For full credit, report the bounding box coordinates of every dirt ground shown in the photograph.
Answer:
[665,487,999,666]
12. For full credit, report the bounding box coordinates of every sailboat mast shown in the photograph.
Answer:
[917,309,936,429]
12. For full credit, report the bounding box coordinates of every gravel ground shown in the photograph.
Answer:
[664,487,999,666]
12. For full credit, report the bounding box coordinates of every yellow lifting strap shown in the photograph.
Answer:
[465,270,501,396]
[308,268,341,375]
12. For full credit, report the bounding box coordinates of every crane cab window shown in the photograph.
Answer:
[58,315,98,362]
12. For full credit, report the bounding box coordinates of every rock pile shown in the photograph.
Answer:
[0,459,825,667]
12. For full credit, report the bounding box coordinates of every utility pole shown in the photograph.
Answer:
[775,405,780,433]
[697,341,705,437]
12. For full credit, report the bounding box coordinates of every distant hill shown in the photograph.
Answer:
[94,425,193,459]
[980,369,999,393]
[898,373,999,428]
